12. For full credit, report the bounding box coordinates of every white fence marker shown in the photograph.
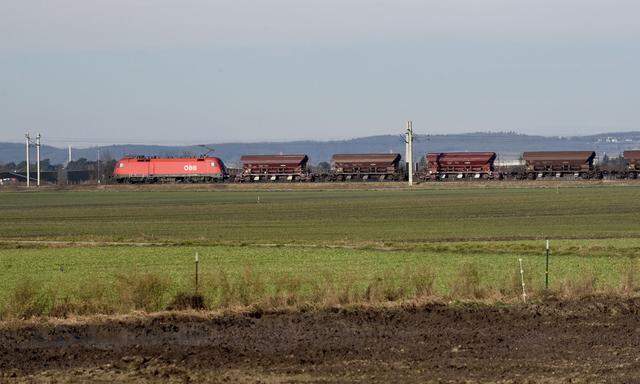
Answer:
[519,258,527,303]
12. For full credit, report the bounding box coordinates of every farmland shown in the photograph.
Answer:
[1,185,640,313]
[2,184,640,382]
[1,185,639,245]
[1,241,640,312]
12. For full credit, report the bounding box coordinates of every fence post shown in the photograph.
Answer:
[545,240,550,290]
[195,252,199,294]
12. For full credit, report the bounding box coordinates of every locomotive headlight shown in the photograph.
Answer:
[119,163,124,168]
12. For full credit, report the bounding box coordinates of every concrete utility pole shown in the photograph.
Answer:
[25,133,30,187]
[36,133,41,186]
[405,132,409,178]
[65,145,72,186]
[406,121,414,186]
[97,148,101,184]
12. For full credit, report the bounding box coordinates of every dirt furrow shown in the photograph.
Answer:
[2,298,640,383]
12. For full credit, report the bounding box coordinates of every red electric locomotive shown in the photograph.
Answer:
[113,156,227,183]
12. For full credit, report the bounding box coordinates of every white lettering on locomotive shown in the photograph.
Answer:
[184,165,198,171]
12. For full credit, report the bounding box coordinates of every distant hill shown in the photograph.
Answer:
[1,131,639,166]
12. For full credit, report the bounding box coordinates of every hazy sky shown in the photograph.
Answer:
[1,0,639,145]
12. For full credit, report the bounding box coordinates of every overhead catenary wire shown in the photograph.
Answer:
[2,135,224,150]
[43,136,221,146]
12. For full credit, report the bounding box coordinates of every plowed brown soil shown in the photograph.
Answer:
[2,297,640,383]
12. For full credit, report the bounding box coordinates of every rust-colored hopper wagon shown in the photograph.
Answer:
[624,151,640,178]
[423,152,497,180]
[330,153,402,181]
[522,151,596,179]
[237,154,311,182]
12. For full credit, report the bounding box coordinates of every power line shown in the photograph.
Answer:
[44,136,217,146]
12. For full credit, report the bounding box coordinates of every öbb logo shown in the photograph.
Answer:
[184,164,198,171]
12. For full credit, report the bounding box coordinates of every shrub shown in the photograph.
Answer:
[559,270,598,298]
[269,273,304,307]
[337,282,356,305]
[307,273,338,306]
[408,266,436,299]
[364,276,406,302]
[166,292,206,310]
[450,263,485,299]
[211,269,234,308]
[2,278,53,319]
[619,259,639,295]
[364,277,383,302]
[502,264,534,299]
[116,272,171,312]
[209,266,266,308]
[236,265,266,306]
[51,280,116,317]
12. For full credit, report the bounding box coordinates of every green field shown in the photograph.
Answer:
[1,186,639,245]
[1,185,640,317]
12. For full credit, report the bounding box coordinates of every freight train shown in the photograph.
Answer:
[113,150,640,183]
